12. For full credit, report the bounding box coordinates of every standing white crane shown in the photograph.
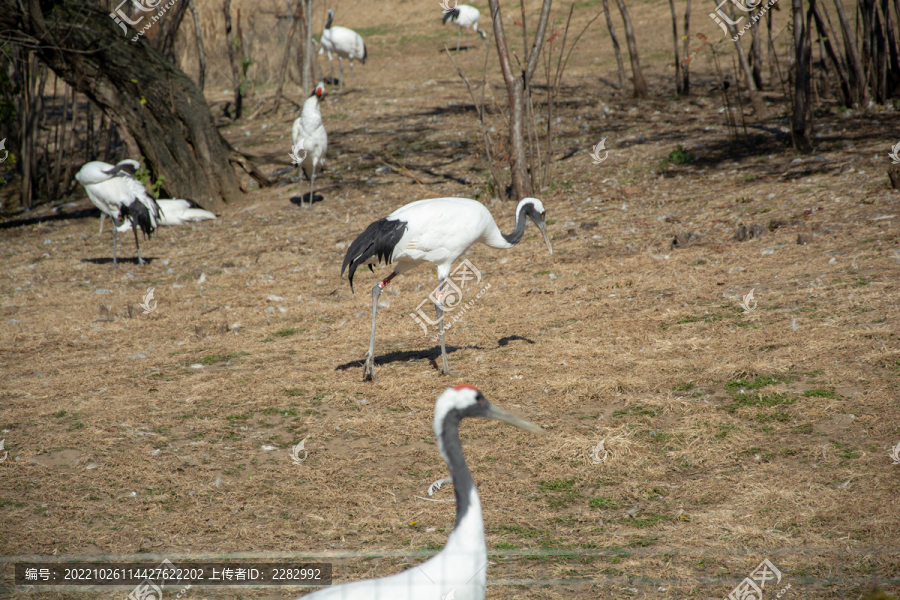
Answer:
[319,9,367,91]
[75,159,161,266]
[341,197,553,381]
[295,384,543,600]
[442,5,487,52]
[114,199,216,233]
[291,82,328,208]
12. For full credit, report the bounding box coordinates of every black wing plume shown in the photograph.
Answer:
[341,218,407,292]
[120,199,158,239]
[442,7,460,23]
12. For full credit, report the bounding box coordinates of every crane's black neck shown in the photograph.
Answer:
[325,11,333,29]
[439,410,477,528]
[500,201,534,246]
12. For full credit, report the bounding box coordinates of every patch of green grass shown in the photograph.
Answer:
[623,513,669,528]
[261,407,299,417]
[354,25,389,37]
[226,413,251,422]
[730,392,797,408]
[803,388,839,399]
[672,382,694,392]
[660,147,696,170]
[534,270,551,276]
[285,389,304,397]
[628,536,658,547]
[589,496,621,510]
[48,410,68,418]
[725,375,780,393]
[274,328,299,338]
[714,424,738,439]
[494,541,520,550]
[754,412,792,423]
[199,351,248,365]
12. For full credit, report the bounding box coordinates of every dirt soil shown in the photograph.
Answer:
[2,1,900,598]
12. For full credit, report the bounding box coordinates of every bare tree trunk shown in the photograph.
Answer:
[224,0,242,119]
[602,0,627,90]
[721,1,769,117]
[884,0,900,96]
[834,0,867,104]
[668,0,683,94]
[487,0,553,200]
[614,0,648,97]
[52,83,70,199]
[274,0,302,111]
[156,0,190,63]
[750,8,765,89]
[189,0,206,91]
[813,1,854,104]
[683,0,692,94]
[63,90,80,194]
[3,0,246,207]
[792,0,813,151]
[304,0,314,96]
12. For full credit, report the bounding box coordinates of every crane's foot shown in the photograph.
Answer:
[427,477,453,496]
[363,355,376,382]
[439,364,458,377]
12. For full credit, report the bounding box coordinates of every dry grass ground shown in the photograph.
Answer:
[3,1,900,598]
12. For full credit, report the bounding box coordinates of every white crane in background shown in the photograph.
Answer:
[291,82,328,208]
[320,9,367,90]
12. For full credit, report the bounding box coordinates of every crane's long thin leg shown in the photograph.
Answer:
[112,222,118,267]
[350,60,354,89]
[99,214,105,234]
[364,272,396,382]
[339,58,344,91]
[435,277,456,376]
[132,221,144,265]
[308,171,315,208]
[457,30,461,52]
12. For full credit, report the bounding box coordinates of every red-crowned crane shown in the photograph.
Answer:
[114,199,216,233]
[341,197,553,381]
[295,384,543,600]
[292,82,328,208]
[319,9,367,91]
[75,159,161,266]
[442,5,487,52]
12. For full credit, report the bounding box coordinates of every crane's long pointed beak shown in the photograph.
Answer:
[486,404,545,435]
[536,219,553,255]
